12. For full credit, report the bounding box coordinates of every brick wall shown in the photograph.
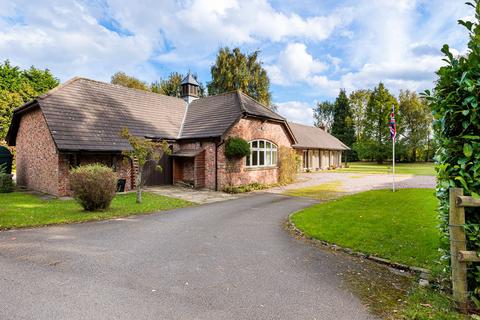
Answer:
[15,108,134,196]
[15,108,61,195]
[216,118,294,190]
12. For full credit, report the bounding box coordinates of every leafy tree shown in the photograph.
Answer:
[23,66,59,94]
[349,89,371,140]
[111,72,149,91]
[0,60,59,140]
[120,127,171,203]
[151,72,206,98]
[313,101,335,131]
[398,90,432,162]
[354,83,398,163]
[208,47,271,107]
[151,72,183,97]
[331,89,356,161]
[425,0,480,303]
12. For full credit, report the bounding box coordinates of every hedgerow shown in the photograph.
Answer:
[425,0,480,304]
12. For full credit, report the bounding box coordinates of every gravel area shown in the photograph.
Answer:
[268,172,436,194]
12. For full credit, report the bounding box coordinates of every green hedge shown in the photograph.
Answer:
[425,0,480,303]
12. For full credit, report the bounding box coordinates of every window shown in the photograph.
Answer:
[246,139,278,167]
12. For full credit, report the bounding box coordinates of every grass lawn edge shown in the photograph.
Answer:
[0,191,194,231]
[285,210,431,276]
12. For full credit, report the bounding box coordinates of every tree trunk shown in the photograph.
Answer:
[136,171,142,203]
[412,147,417,162]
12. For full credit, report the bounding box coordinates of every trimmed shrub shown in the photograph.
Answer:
[0,173,13,193]
[70,164,117,211]
[278,146,299,184]
[224,137,250,159]
[425,1,480,302]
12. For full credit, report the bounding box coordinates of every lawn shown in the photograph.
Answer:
[331,161,435,176]
[0,191,192,230]
[290,188,440,268]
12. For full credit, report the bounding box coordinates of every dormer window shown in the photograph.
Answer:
[246,139,278,167]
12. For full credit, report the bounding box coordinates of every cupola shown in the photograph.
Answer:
[181,72,200,103]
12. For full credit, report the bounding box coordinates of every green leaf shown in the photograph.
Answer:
[455,176,469,190]
[464,143,473,157]
[471,192,480,200]
[462,109,470,115]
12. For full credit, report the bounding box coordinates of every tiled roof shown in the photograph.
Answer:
[40,78,187,151]
[288,122,350,151]
[179,91,242,139]
[7,78,291,151]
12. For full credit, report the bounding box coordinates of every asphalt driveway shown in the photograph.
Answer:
[0,194,375,320]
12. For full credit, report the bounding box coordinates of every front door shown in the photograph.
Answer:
[142,151,173,186]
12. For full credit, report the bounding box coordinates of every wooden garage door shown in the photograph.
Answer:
[142,152,173,186]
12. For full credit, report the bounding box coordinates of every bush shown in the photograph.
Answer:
[278,146,299,184]
[69,164,117,211]
[425,1,480,303]
[0,173,13,193]
[224,137,250,159]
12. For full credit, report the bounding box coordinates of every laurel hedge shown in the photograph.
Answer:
[425,0,480,303]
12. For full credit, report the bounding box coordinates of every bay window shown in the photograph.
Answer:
[246,139,278,167]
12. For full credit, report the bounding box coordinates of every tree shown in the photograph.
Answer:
[111,72,149,91]
[208,47,271,107]
[120,128,171,203]
[313,101,335,131]
[349,89,371,140]
[151,72,183,97]
[331,89,356,161]
[398,90,432,162]
[0,60,59,140]
[151,72,206,98]
[354,83,398,163]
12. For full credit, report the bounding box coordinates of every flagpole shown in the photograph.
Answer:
[392,135,396,192]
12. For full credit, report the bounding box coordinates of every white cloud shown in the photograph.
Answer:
[268,0,472,100]
[276,101,314,125]
[266,43,327,85]
[0,0,346,82]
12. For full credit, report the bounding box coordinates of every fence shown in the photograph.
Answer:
[449,187,480,311]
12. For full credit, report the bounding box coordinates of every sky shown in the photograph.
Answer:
[0,0,473,125]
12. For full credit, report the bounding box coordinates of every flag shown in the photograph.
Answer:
[389,105,396,140]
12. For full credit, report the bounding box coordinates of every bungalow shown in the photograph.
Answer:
[6,75,348,196]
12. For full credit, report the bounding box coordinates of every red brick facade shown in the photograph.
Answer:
[172,118,294,190]
[217,118,293,190]
[15,110,294,195]
[15,108,134,196]
[16,108,61,195]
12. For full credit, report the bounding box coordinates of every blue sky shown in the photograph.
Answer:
[0,0,472,124]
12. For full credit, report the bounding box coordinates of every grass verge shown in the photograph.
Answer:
[290,188,440,269]
[331,162,435,176]
[0,191,192,230]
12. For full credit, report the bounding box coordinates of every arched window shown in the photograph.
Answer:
[246,140,278,167]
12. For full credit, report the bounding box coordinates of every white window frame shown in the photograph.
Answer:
[245,139,278,167]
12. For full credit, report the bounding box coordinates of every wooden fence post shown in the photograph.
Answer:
[450,187,468,311]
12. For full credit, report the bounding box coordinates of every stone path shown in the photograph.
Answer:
[145,185,245,204]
